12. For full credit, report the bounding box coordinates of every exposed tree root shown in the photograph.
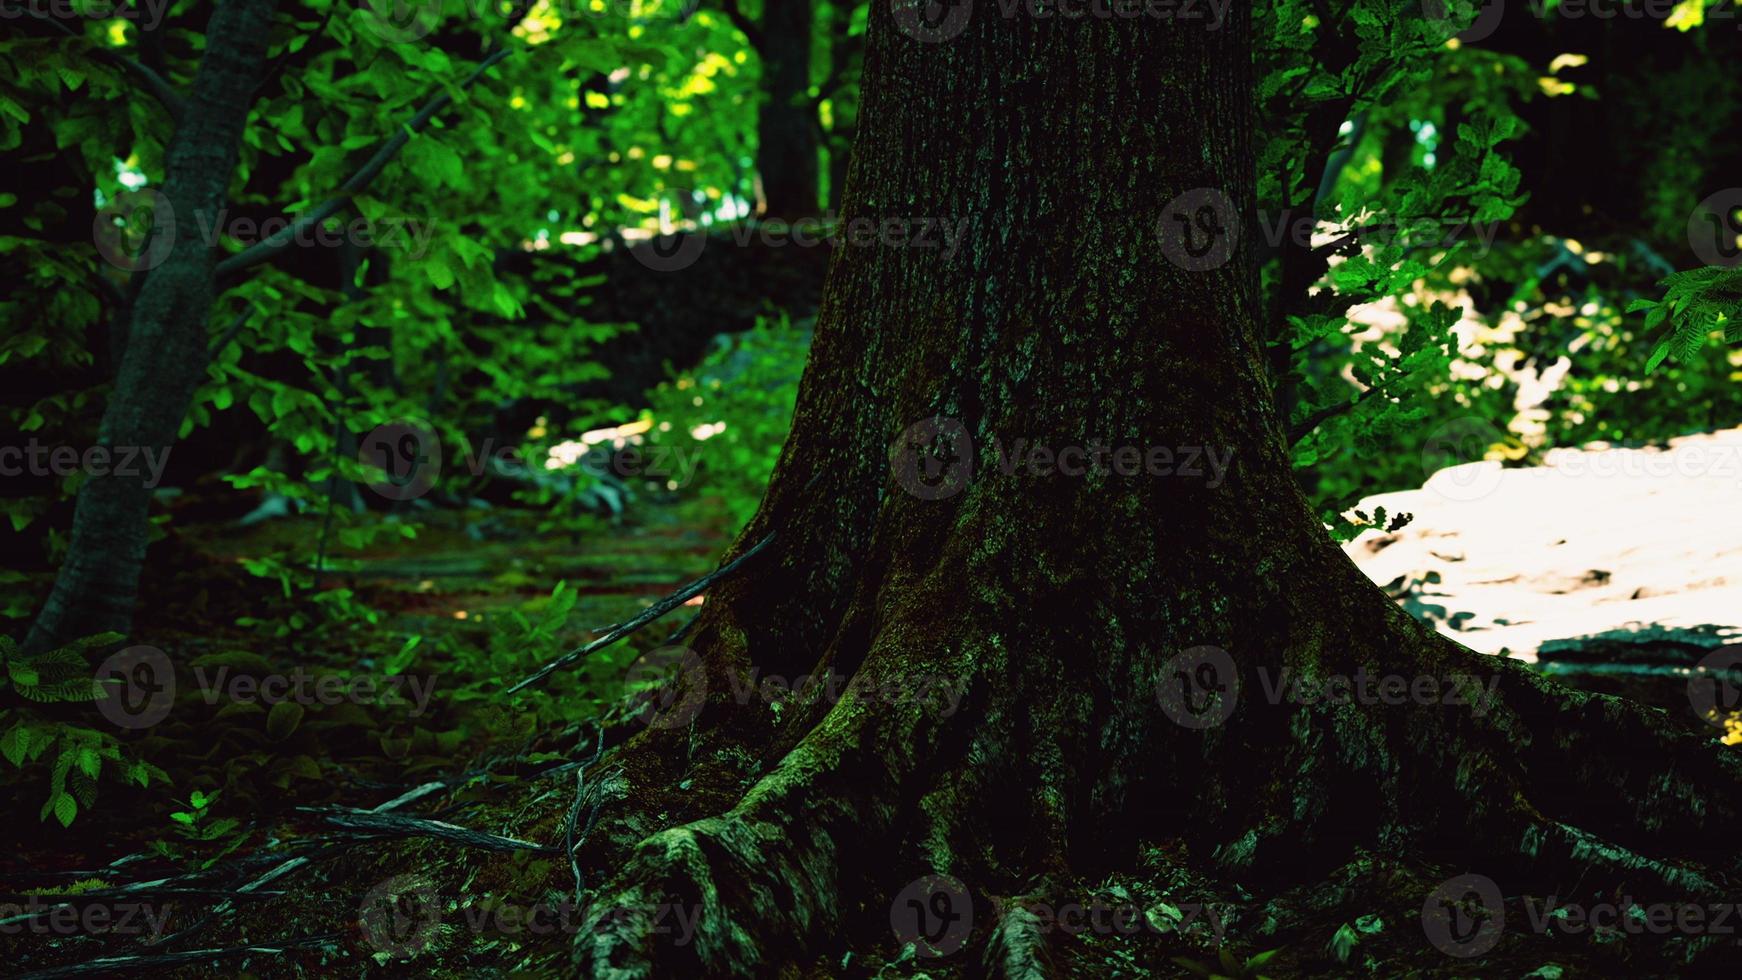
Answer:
[563,575,1742,976]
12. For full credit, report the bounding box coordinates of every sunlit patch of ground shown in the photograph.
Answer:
[1349,425,1742,738]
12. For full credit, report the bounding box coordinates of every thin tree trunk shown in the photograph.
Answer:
[572,4,1742,975]
[25,0,280,652]
[755,0,819,218]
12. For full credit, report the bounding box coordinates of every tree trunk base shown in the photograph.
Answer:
[568,578,1742,976]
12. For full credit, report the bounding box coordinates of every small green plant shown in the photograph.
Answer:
[1327,913,1384,965]
[0,633,168,826]
[1,631,111,703]
[233,554,387,639]
[1171,947,1282,980]
[169,789,237,841]
[152,789,248,870]
[443,580,593,731]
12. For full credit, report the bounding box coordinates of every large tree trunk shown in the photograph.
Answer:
[25,0,280,652]
[571,3,1742,975]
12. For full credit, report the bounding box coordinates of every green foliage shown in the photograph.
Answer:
[1327,913,1385,964]
[232,553,386,639]
[154,788,249,869]
[1632,266,1742,372]
[1256,3,1531,533]
[0,635,170,827]
[642,316,809,528]
[0,0,780,574]
[1171,947,1282,980]
[1,631,110,703]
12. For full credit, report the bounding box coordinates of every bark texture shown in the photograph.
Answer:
[26,0,280,652]
[567,5,1741,976]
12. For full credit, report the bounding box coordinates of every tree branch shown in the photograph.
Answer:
[21,8,186,120]
[506,532,776,694]
[208,307,252,356]
[717,0,763,52]
[214,45,517,283]
[1288,380,1393,446]
[809,57,857,109]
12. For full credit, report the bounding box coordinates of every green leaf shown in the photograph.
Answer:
[1645,340,1670,374]
[266,701,306,741]
[52,792,76,827]
[0,724,29,767]
[1246,948,1283,967]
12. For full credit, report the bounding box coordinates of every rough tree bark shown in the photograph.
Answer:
[570,2,1742,975]
[25,0,281,652]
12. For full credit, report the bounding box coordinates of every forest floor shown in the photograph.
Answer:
[1346,424,1742,740]
[6,436,1742,977]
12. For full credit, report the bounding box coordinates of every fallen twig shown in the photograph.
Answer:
[563,724,610,905]
[505,532,776,694]
[13,933,342,980]
[148,780,452,950]
[306,809,552,853]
